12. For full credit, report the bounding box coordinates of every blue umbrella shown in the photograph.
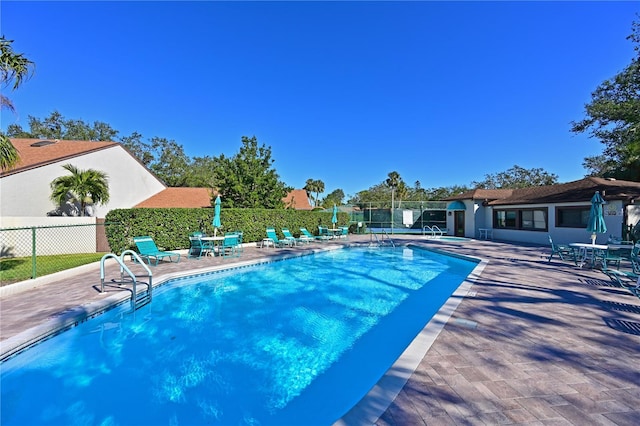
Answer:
[586,191,607,244]
[212,195,222,236]
[331,204,338,227]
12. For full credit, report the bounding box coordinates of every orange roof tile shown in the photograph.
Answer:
[135,187,214,208]
[282,189,313,210]
[2,138,119,177]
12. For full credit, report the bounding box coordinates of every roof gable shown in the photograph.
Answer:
[2,138,119,177]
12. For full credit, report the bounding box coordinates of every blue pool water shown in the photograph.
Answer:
[1,246,477,425]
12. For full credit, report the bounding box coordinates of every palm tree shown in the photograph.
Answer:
[304,178,325,208]
[0,136,20,171]
[386,171,401,228]
[1,36,35,170]
[50,164,110,216]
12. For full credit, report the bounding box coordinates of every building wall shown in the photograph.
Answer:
[0,146,166,218]
[482,201,626,245]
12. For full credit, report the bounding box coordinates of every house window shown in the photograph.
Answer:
[494,208,548,231]
[556,206,590,228]
[494,210,517,229]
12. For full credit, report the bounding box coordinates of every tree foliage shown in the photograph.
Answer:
[572,17,640,180]
[349,172,471,205]
[147,137,191,187]
[322,189,345,207]
[304,178,325,208]
[6,110,119,141]
[50,164,110,216]
[0,36,35,112]
[214,136,290,208]
[471,165,558,189]
[1,36,35,170]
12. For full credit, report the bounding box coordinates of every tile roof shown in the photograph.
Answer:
[489,177,640,205]
[447,177,640,205]
[135,187,214,208]
[282,189,313,210]
[446,188,513,201]
[2,138,119,177]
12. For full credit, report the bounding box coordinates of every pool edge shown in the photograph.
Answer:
[334,248,488,426]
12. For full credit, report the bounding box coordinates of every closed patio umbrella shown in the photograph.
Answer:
[586,191,607,244]
[331,204,338,228]
[212,195,222,236]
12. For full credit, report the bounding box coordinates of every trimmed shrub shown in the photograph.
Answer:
[105,208,349,254]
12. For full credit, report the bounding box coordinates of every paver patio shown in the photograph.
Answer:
[1,235,638,425]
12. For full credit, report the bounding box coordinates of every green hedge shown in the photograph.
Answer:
[105,208,349,254]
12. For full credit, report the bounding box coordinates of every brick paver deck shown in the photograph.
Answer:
[1,235,639,425]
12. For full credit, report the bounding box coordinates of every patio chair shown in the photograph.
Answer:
[282,227,310,245]
[230,231,244,253]
[266,227,294,248]
[339,226,349,239]
[318,226,332,240]
[133,236,181,266]
[300,227,324,242]
[189,231,215,252]
[595,248,624,270]
[601,263,640,298]
[220,234,241,258]
[547,235,575,263]
[188,236,211,259]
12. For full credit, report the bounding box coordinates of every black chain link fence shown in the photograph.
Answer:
[335,201,448,233]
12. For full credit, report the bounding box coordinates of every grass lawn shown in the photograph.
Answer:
[0,253,108,286]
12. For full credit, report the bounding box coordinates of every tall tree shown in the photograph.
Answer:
[185,155,217,188]
[471,165,558,189]
[148,137,191,187]
[385,171,403,208]
[214,136,290,208]
[571,17,640,180]
[50,164,110,216]
[303,178,325,207]
[119,131,153,166]
[322,188,345,207]
[0,36,35,170]
[7,111,119,141]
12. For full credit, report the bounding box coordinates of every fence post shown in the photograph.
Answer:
[31,226,37,279]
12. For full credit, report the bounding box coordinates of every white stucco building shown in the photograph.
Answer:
[0,139,167,222]
[444,177,640,245]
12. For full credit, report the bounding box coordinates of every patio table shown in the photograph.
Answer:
[569,242,608,268]
[201,236,225,256]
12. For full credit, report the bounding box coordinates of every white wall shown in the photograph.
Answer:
[483,201,627,245]
[0,145,166,218]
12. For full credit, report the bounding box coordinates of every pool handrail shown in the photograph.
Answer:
[100,250,153,310]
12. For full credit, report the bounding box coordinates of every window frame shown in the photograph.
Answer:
[493,207,548,231]
[555,206,590,228]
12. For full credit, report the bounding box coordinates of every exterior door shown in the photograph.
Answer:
[454,211,465,237]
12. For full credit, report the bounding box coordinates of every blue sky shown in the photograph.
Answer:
[2,1,638,199]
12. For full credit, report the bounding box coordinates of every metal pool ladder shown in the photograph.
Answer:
[100,250,153,311]
[370,230,396,247]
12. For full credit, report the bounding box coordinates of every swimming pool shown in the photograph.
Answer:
[1,246,479,425]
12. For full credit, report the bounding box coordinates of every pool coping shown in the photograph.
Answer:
[0,245,346,362]
[335,244,487,425]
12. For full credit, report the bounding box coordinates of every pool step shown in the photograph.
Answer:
[134,289,152,309]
